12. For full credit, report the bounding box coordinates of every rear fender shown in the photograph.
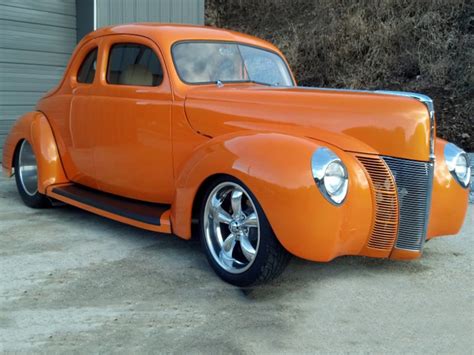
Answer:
[1,111,68,193]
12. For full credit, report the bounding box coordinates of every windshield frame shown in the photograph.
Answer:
[170,40,295,86]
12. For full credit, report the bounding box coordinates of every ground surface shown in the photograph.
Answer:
[0,175,472,353]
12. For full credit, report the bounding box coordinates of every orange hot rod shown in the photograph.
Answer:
[2,24,470,286]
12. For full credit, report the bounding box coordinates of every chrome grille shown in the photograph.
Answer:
[383,157,433,251]
[357,156,398,250]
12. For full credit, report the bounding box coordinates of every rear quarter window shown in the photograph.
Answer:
[77,48,98,84]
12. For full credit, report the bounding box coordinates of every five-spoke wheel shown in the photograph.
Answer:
[200,176,290,286]
[203,182,260,274]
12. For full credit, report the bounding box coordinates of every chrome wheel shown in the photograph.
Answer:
[18,140,38,196]
[203,182,260,274]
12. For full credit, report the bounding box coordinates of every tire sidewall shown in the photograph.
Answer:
[199,175,282,287]
[14,141,50,208]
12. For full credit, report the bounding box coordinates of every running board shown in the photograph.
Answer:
[47,184,172,234]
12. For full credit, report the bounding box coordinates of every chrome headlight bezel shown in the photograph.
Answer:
[444,143,471,188]
[311,147,349,205]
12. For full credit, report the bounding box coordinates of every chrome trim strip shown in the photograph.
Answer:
[424,161,435,251]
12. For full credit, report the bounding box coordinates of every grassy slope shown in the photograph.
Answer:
[206,0,473,151]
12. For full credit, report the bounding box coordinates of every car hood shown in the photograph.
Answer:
[184,85,432,161]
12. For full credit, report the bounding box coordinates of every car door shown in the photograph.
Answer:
[88,35,174,203]
[67,39,101,188]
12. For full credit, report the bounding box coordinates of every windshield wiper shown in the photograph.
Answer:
[213,79,274,87]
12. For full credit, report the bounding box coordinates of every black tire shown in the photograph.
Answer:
[200,176,291,287]
[14,140,51,208]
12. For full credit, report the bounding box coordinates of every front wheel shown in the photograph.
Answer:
[14,140,51,208]
[200,176,291,287]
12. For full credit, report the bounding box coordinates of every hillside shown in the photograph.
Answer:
[206,0,473,151]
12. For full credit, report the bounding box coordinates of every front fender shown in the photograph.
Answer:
[172,131,374,262]
[427,138,469,238]
[1,111,68,193]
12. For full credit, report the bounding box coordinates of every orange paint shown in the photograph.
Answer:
[1,24,469,263]
[2,112,68,193]
[427,138,469,239]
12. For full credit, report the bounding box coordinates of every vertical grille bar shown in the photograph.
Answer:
[357,156,398,250]
[383,157,433,251]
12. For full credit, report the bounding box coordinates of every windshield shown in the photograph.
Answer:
[172,41,294,86]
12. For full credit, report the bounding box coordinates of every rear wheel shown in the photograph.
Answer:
[200,176,291,287]
[14,140,50,208]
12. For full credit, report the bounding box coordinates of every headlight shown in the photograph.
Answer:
[444,143,471,188]
[311,147,348,205]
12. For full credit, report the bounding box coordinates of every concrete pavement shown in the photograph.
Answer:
[0,175,472,353]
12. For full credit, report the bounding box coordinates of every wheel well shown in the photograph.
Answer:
[11,139,25,171]
[190,173,228,239]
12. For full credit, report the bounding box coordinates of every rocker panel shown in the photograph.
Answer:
[48,183,172,233]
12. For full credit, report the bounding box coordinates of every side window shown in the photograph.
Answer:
[107,43,163,86]
[77,48,98,84]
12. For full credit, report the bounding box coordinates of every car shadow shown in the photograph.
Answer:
[19,200,434,301]
[242,254,432,300]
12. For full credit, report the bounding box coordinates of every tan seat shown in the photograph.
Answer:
[119,64,153,86]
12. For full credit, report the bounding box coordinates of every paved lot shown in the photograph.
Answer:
[0,175,472,354]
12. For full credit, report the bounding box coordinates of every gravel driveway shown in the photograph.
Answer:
[0,175,472,353]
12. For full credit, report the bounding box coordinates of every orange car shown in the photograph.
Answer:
[2,24,470,286]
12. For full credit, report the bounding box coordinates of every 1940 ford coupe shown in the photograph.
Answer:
[2,24,470,286]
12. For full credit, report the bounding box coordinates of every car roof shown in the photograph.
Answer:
[81,23,280,53]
